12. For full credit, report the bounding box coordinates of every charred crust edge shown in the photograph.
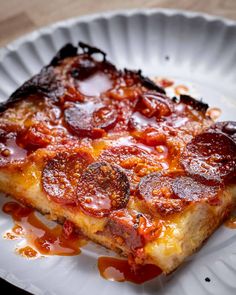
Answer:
[50,43,78,66]
[0,66,64,112]
[78,41,107,61]
[139,75,166,94]
[0,42,109,113]
[178,94,209,113]
[124,68,166,95]
[0,42,165,112]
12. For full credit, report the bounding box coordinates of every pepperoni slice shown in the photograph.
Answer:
[133,92,172,119]
[99,145,162,189]
[138,172,221,216]
[172,176,220,203]
[128,92,173,131]
[209,121,236,143]
[108,209,162,248]
[17,124,52,150]
[64,102,117,139]
[42,150,94,205]
[76,162,130,217]
[181,131,236,184]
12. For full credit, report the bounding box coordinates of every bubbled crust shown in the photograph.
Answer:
[0,42,235,274]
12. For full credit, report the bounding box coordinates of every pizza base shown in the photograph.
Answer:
[0,163,234,273]
[0,43,235,275]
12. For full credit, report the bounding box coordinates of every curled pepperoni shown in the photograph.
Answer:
[128,92,173,131]
[76,162,130,217]
[181,132,236,184]
[64,102,117,139]
[209,121,236,143]
[17,124,52,150]
[133,92,172,118]
[99,145,163,189]
[42,150,94,204]
[138,172,221,216]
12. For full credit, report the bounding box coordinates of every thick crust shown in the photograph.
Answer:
[145,188,234,273]
[0,42,235,274]
[0,165,234,273]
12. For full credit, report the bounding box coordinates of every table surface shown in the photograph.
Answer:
[0,0,236,294]
[0,0,236,47]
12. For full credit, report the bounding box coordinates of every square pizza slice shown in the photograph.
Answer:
[0,42,235,273]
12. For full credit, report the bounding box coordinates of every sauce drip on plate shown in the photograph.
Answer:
[2,201,86,258]
[98,256,162,284]
[206,107,222,121]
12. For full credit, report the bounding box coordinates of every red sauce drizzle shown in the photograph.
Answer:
[98,257,162,284]
[2,201,86,257]
[18,246,39,258]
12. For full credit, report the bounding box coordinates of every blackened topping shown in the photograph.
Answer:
[124,69,166,94]
[0,67,64,112]
[0,42,109,113]
[172,96,178,103]
[50,44,78,66]
[179,94,209,113]
[140,75,166,94]
[78,41,107,61]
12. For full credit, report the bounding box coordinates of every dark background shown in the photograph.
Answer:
[0,278,31,294]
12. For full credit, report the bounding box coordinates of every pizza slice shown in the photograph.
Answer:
[0,42,235,274]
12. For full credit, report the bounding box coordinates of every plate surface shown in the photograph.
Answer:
[0,9,236,295]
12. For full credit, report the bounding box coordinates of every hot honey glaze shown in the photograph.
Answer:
[98,256,162,284]
[2,201,86,258]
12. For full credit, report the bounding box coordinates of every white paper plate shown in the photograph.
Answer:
[0,9,236,295]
